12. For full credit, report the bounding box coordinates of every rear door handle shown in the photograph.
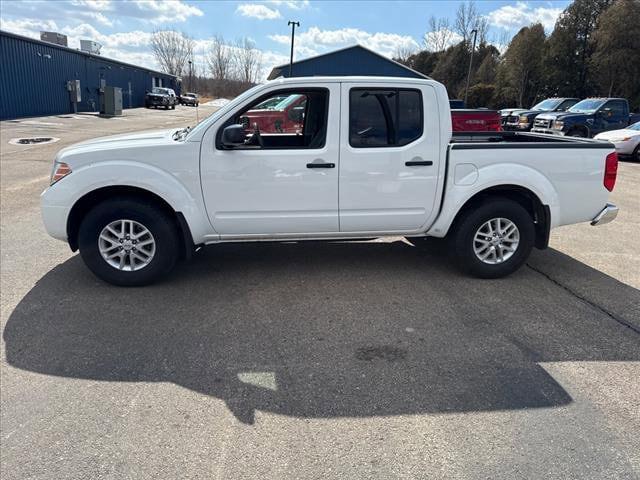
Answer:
[307,162,335,168]
[405,160,433,166]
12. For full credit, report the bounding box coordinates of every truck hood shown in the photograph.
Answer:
[536,112,586,122]
[56,129,181,162]
[500,108,527,117]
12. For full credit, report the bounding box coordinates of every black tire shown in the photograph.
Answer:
[633,144,639,162]
[567,128,587,138]
[171,104,175,110]
[78,198,180,286]
[448,198,535,279]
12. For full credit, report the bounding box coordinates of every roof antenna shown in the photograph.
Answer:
[287,20,300,78]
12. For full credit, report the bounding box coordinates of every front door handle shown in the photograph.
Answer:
[405,160,433,166]
[307,162,335,169]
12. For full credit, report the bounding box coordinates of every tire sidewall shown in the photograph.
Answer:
[78,200,179,286]
[452,199,535,279]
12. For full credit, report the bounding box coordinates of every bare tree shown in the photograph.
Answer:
[232,37,262,84]
[454,1,489,44]
[424,15,454,52]
[150,30,194,77]
[393,44,416,65]
[207,35,233,80]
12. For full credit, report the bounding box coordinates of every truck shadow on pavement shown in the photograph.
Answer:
[4,241,640,424]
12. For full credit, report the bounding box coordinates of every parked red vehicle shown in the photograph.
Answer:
[240,94,306,134]
[451,109,502,132]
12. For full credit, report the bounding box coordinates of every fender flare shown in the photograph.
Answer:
[57,161,214,243]
[427,163,560,237]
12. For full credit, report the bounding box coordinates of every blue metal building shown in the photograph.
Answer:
[0,30,179,120]
[268,45,428,80]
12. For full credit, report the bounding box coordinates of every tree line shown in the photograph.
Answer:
[150,30,263,98]
[149,0,639,108]
[397,0,640,110]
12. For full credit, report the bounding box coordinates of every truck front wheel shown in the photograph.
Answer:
[449,198,535,279]
[78,198,180,286]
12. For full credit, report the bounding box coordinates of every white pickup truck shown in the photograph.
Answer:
[41,76,619,286]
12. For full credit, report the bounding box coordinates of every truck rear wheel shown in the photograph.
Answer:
[78,198,180,286]
[449,198,535,279]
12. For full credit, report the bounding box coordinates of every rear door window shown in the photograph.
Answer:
[349,88,423,148]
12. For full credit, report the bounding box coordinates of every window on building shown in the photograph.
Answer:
[349,88,423,148]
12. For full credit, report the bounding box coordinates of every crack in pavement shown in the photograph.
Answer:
[526,263,640,336]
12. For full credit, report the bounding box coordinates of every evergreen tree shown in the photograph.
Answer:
[590,0,640,109]
[494,24,546,107]
[543,0,614,97]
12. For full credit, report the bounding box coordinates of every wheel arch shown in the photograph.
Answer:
[429,183,552,249]
[66,185,195,259]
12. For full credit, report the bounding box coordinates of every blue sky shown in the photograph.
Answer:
[0,0,571,78]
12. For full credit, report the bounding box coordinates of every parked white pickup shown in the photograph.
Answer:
[41,76,619,286]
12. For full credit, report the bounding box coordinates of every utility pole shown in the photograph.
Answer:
[188,59,192,92]
[463,28,478,106]
[287,20,300,77]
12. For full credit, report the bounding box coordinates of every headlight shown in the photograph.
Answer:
[518,115,529,123]
[51,162,72,185]
[553,120,564,129]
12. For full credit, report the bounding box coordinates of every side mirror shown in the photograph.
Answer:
[221,124,246,148]
[288,105,305,122]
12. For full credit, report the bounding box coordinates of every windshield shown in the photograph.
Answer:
[253,96,286,109]
[273,94,303,110]
[531,99,561,111]
[569,99,605,113]
[628,122,640,131]
[152,88,169,94]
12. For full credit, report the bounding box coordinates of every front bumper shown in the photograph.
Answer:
[591,203,619,226]
[146,97,169,106]
[531,127,565,136]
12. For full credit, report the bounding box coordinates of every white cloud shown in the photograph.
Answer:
[487,1,562,32]
[268,26,420,59]
[236,3,282,20]
[0,18,60,38]
[69,0,113,10]
[130,0,204,24]
[0,0,202,26]
[267,0,310,9]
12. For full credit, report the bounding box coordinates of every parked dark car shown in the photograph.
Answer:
[145,87,177,109]
[502,98,579,131]
[449,99,466,109]
[532,98,640,137]
[180,92,199,106]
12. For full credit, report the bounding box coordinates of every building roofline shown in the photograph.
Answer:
[270,44,430,80]
[0,29,177,79]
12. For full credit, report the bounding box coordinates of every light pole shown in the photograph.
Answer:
[287,20,300,77]
[463,28,478,106]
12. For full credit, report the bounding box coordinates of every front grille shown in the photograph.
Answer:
[507,115,519,123]
[534,118,552,129]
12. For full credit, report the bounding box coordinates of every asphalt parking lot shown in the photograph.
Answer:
[1,105,639,479]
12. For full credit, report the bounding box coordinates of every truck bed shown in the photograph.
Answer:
[450,131,612,148]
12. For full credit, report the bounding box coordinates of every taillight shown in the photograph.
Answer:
[604,151,618,192]
[51,162,72,185]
